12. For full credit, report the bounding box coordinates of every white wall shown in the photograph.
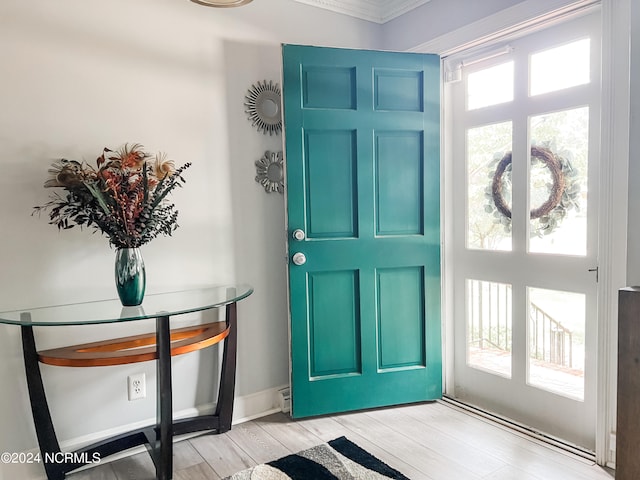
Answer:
[381,0,526,51]
[0,0,379,473]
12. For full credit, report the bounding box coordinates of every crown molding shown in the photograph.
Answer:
[293,0,431,24]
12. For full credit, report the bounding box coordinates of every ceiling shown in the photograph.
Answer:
[292,0,432,24]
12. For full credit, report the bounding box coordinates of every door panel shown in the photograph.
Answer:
[375,131,424,235]
[377,267,426,369]
[302,66,356,109]
[308,270,361,377]
[305,130,357,238]
[283,44,441,418]
[374,69,424,111]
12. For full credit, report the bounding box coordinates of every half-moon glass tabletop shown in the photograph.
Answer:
[0,284,253,326]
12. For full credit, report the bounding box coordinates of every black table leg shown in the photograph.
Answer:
[156,315,173,480]
[20,320,65,480]
[215,302,237,433]
[171,301,239,437]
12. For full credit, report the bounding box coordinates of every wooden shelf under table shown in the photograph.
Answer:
[38,321,230,367]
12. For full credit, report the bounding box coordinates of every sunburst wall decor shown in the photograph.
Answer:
[244,80,282,136]
[255,150,284,194]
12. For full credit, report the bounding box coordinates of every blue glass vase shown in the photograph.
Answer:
[115,248,146,306]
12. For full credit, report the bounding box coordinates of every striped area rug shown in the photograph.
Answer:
[224,436,409,480]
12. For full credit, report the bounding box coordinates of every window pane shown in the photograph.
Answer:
[528,287,585,401]
[467,62,514,110]
[467,122,512,251]
[529,107,589,255]
[530,39,590,96]
[467,279,512,378]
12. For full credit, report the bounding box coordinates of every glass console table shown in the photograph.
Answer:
[0,285,253,480]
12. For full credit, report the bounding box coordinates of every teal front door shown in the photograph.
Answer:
[283,45,441,418]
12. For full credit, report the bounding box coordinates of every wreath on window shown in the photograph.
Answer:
[486,145,581,237]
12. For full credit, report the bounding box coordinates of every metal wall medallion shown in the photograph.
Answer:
[255,150,284,194]
[244,80,282,136]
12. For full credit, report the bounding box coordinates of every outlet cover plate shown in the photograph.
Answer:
[127,373,146,401]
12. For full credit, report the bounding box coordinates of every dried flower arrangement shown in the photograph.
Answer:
[34,143,191,248]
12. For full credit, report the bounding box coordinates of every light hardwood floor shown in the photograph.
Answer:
[68,401,614,480]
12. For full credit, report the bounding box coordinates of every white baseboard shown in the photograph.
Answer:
[7,384,289,480]
[232,384,288,424]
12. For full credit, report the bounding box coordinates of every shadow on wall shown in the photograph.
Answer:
[223,39,290,398]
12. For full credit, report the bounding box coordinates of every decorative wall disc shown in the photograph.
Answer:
[244,80,282,136]
[255,150,284,194]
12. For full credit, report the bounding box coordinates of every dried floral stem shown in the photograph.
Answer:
[33,144,191,248]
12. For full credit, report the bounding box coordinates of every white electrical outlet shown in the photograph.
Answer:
[127,373,146,401]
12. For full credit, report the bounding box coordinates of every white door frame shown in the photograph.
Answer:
[414,0,630,467]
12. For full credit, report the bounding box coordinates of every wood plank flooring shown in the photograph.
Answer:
[68,401,614,480]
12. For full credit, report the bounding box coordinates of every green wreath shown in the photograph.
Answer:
[487,145,581,237]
